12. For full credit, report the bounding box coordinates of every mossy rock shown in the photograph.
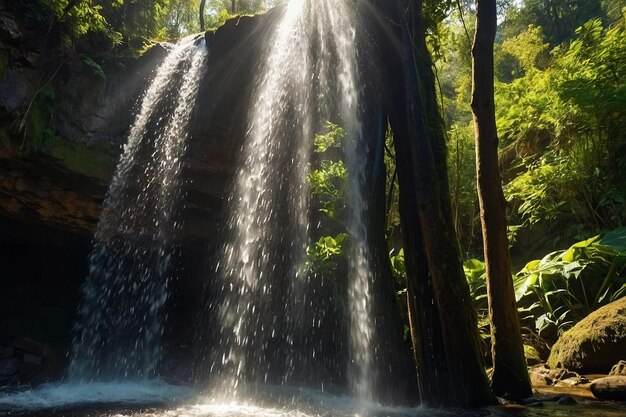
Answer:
[47,137,116,182]
[548,296,626,373]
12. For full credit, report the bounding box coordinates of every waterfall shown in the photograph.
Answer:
[209,0,375,401]
[69,35,208,381]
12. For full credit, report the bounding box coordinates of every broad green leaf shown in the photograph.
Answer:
[562,235,601,262]
[598,227,626,253]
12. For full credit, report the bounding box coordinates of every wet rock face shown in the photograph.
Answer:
[0,10,279,245]
[0,339,62,386]
[0,10,280,377]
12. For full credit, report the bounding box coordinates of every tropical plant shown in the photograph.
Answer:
[304,233,348,276]
[499,18,626,245]
[306,122,347,221]
[514,228,626,343]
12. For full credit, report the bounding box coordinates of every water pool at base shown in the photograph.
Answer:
[1,382,625,417]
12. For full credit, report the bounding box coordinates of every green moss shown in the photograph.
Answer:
[29,102,47,145]
[548,297,626,373]
[28,85,56,148]
[524,344,542,365]
[47,136,117,181]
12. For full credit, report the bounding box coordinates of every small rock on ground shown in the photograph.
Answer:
[557,395,577,405]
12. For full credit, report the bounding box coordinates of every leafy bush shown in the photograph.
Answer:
[499,19,626,245]
[515,228,626,343]
[462,229,626,347]
[303,122,349,280]
[304,233,348,276]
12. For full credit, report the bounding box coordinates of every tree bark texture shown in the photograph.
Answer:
[364,0,446,405]
[471,0,532,399]
[199,0,206,31]
[367,0,496,407]
[366,106,420,405]
[356,10,420,402]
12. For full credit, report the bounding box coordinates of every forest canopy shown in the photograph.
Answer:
[10,0,275,55]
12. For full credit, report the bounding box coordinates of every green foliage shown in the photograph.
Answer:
[29,85,56,149]
[82,57,106,79]
[462,229,626,347]
[389,249,406,289]
[515,229,626,343]
[158,0,201,38]
[447,123,478,254]
[502,0,605,45]
[17,0,123,51]
[304,233,348,275]
[303,122,349,283]
[498,18,626,244]
[307,161,346,219]
[505,154,582,230]
[463,259,488,309]
[307,123,347,220]
[314,121,344,153]
[384,128,401,243]
[601,0,626,23]
[495,25,549,81]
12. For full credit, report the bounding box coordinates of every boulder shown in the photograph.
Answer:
[556,395,577,405]
[548,297,626,373]
[590,376,626,401]
[0,358,19,377]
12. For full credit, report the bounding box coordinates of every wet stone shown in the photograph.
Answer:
[23,352,43,365]
[557,395,577,405]
[0,358,20,377]
[590,376,626,401]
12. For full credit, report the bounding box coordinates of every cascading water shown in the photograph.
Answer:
[208,0,375,401]
[69,35,208,381]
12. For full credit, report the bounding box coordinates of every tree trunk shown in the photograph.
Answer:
[394,0,496,407]
[365,0,447,405]
[199,0,206,31]
[366,107,420,405]
[367,0,496,407]
[387,68,449,405]
[471,0,532,399]
[355,8,420,401]
[232,0,237,14]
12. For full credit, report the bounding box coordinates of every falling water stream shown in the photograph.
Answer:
[69,35,208,381]
[3,3,626,417]
[208,0,375,401]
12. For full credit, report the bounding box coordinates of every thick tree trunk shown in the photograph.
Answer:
[471,0,532,399]
[365,0,447,406]
[199,0,206,31]
[366,108,420,405]
[356,8,420,401]
[393,0,495,407]
[367,0,496,407]
[395,150,450,405]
